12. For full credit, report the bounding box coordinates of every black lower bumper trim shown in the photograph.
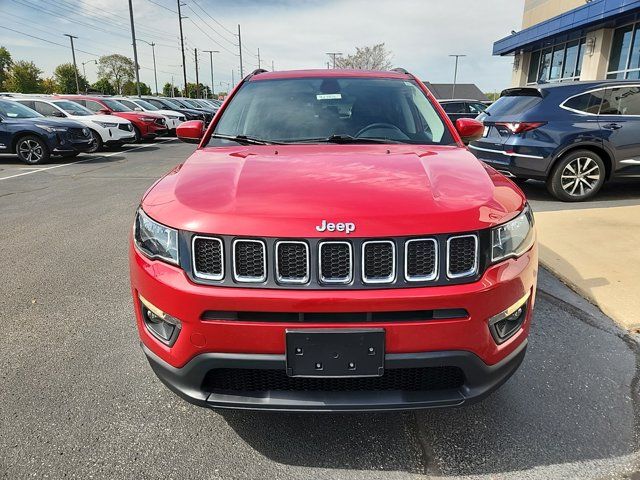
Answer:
[142,340,527,412]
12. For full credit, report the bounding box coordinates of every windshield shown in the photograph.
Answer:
[53,100,92,116]
[101,99,131,112]
[182,99,202,109]
[160,98,182,109]
[0,100,42,119]
[210,77,453,145]
[134,99,159,111]
[170,98,190,108]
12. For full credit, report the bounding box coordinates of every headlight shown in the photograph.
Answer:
[93,121,118,128]
[140,116,157,122]
[35,124,67,133]
[134,209,179,265]
[491,205,535,262]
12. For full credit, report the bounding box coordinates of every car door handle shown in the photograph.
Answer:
[603,123,623,130]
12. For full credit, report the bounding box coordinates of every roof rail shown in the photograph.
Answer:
[250,68,268,76]
[391,67,410,74]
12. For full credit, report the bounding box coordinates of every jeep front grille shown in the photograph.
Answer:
[190,233,481,289]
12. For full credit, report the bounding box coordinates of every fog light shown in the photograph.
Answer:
[488,292,530,344]
[139,294,181,346]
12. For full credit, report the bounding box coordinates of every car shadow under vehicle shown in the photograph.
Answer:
[222,270,639,478]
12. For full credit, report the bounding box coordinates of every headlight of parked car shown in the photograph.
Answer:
[93,121,119,128]
[141,116,157,122]
[34,124,67,133]
[134,208,179,265]
[491,205,535,262]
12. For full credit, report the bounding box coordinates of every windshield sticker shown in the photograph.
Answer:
[316,93,342,100]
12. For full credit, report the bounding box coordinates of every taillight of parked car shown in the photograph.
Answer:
[495,122,546,134]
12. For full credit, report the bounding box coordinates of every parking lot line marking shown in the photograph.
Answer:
[0,139,176,181]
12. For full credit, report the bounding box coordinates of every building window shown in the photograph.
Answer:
[527,38,586,84]
[607,23,640,79]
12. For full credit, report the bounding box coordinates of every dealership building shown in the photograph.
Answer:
[495,0,640,86]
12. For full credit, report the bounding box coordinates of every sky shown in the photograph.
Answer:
[0,0,524,94]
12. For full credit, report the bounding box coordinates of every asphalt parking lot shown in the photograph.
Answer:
[0,141,639,480]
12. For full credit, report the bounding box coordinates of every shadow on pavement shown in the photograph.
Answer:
[223,272,639,477]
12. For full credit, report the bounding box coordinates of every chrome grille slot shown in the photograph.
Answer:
[233,239,266,282]
[405,239,438,281]
[446,235,478,278]
[362,240,395,284]
[276,241,309,284]
[192,236,224,280]
[318,241,352,284]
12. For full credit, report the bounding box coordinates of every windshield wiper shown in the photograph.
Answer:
[294,134,404,144]
[210,133,281,145]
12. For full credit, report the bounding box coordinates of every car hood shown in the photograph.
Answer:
[113,112,163,121]
[7,116,87,129]
[72,114,131,125]
[142,144,525,237]
[156,109,183,118]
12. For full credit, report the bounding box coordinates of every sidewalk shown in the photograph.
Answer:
[534,204,640,330]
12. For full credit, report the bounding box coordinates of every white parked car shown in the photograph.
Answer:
[13,97,136,152]
[116,98,185,133]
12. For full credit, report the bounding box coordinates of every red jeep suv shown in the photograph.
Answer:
[58,95,167,141]
[130,69,538,411]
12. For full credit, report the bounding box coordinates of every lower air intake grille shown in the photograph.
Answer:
[363,241,395,283]
[276,242,309,283]
[447,235,478,278]
[406,239,437,281]
[233,240,266,282]
[203,367,465,392]
[192,237,223,280]
[319,242,352,283]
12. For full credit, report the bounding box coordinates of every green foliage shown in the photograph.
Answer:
[54,63,89,94]
[97,54,135,94]
[91,78,115,95]
[335,43,393,70]
[0,46,12,88]
[162,82,180,97]
[41,77,59,94]
[186,82,211,98]
[3,60,42,93]
[122,81,152,96]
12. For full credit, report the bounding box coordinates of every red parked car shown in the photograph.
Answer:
[57,95,167,141]
[130,69,538,411]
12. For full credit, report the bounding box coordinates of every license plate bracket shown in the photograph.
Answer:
[286,329,385,378]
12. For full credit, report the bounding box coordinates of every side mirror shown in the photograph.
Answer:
[99,109,111,115]
[176,120,205,144]
[455,118,484,145]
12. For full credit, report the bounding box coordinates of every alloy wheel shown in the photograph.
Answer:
[18,139,44,164]
[560,156,601,197]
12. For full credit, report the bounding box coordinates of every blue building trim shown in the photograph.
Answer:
[494,0,640,55]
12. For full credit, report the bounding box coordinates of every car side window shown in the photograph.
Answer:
[468,103,486,114]
[442,102,466,114]
[563,89,606,114]
[119,99,137,109]
[19,100,36,110]
[35,101,63,117]
[601,86,640,115]
[85,100,103,112]
[148,99,163,108]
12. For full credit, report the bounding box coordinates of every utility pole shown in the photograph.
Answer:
[140,40,158,95]
[449,54,466,99]
[271,60,275,71]
[203,50,219,97]
[171,75,174,97]
[81,60,97,83]
[63,34,80,94]
[257,48,261,69]
[194,48,199,98]
[177,1,188,97]
[326,52,342,69]
[127,0,141,97]
[237,24,244,78]
[231,69,235,88]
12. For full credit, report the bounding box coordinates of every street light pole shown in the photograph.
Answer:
[203,50,219,98]
[139,40,158,95]
[449,54,466,99]
[63,34,80,94]
[326,52,342,69]
[127,0,141,97]
[81,60,97,82]
[194,48,199,98]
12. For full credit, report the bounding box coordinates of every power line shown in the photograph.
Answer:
[0,25,101,57]
[190,0,236,37]
[186,18,238,57]
[145,0,177,14]
[185,5,238,49]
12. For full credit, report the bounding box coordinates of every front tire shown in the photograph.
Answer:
[132,125,142,143]
[547,150,605,202]
[16,136,50,165]
[86,129,103,153]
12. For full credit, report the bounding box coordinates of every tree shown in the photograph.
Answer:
[54,63,89,94]
[97,54,135,94]
[3,60,42,93]
[0,46,12,88]
[162,82,179,97]
[186,82,210,98]
[41,77,59,94]
[122,81,151,96]
[91,78,115,95]
[335,43,393,71]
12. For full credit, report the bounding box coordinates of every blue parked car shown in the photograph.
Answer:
[471,80,640,201]
[0,99,93,165]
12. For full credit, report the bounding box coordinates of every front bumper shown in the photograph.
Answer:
[49,132,93,153]
[140,123,168,138]
[143,338,528,412]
